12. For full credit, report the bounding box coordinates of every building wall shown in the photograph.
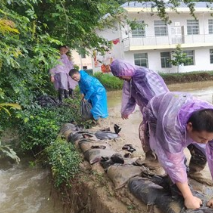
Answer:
[95,8,213,73]
[71,50,93,70]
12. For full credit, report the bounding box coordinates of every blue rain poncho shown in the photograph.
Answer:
[78,70,108,120]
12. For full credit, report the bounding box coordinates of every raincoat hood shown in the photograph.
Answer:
[110,59,139,77]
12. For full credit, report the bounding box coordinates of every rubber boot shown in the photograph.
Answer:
[188,144,213,186]
[69,89,74,98]
[64,90,69,99]
[58,88,64,104]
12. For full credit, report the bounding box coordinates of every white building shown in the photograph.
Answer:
[71,49,93,70]
[95,1,213,73]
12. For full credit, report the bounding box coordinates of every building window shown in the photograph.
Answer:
[160,52,171,68]
[209,19,213,34]
[183,50,194,65]
[187,20,199,35]
[132,21,145,38]
[154,20,168,36]
[134,53,148,67]
[210,49,213,64]
[81,52,86,58]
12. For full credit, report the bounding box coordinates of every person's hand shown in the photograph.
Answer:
[121,114,129,119]
[207,198,213,208]
[50,76,54,82]
[184,195,202,209]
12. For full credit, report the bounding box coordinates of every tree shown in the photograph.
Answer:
[169,44,192,73]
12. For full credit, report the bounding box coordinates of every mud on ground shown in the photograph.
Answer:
[61,97,213,213]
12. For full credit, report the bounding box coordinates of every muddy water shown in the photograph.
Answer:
[108,81,213,107]
[1,81,213,213]
[0,159,64,213]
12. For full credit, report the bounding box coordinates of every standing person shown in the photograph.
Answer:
[110,59,169,158]
[65,51,78,98]
[69,69,108,125]
[143,92,213,210]
[49,45,70,103]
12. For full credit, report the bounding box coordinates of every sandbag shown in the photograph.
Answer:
[128,176,212,213]
[60,123,78,135]
[36,95,58,107]
[84,149,116,165]
[80,99,93,120]
[68,131,95,143]
[79,140,110,153]
[95,130,119,140]
[128,177,165,206]
[60,123,80,140]
[100,153,125,170]
[107,164,143,189]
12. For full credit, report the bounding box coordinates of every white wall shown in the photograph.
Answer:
[71,50,93,70]
[95,9,213,73]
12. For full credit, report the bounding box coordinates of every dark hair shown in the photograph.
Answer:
[66,51,71,56]
[59,45,67,50]
[187,109,213,132]
[69,69,79,77]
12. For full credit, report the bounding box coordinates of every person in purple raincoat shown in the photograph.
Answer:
[110,59,169,158]
[49,46,70,103]
[144,92,213,210]
[65,51,78,98]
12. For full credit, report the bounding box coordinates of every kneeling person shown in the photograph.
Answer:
[143,92,213,210]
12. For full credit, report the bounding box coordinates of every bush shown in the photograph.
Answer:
[160,71,213,84]
[15,95,93,153]
[46,138,82,187]
[94,72,123,90]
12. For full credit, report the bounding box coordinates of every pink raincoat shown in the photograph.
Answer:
[49,54,77,90]
[110,60,169,116]
[110,60,169,151]
[144,92,213,183]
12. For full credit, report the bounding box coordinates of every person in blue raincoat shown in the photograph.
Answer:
[69,69,108,121]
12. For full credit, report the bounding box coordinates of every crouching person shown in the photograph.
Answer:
[69,69,109,127]
[143,92,213,210]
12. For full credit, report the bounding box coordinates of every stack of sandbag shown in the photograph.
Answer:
[59,123,213,213]
[60,123,120,165]
[128,176,212,213]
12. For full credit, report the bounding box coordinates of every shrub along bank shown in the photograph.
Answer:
[0,94,92,188]
[94,71,213,90]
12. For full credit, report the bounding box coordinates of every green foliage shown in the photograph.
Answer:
[169,44,192,72]
[74,64,80,71]
[46,138,82,187]
[0,103,21,116]
[94,72,123,90]
[16,105,60,152]
[13,93,93,153]
[0,141,20,163]
[160,71,213,84]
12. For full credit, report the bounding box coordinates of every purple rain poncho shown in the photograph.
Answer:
[110,60,169,116]
[78,70,108,120]
[144,92,213,184]
[49,54,77,90]
[65,58,78,90]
